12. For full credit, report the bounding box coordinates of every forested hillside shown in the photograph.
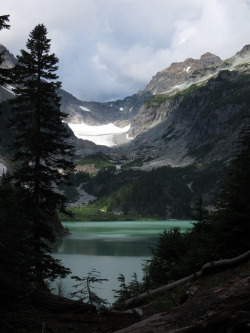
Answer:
[61,160,225,219]
[1,41,250,219]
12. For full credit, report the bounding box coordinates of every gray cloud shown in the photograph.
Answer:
[1,0,250,101]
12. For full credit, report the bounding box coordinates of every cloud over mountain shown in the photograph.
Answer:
[2,0,250,101]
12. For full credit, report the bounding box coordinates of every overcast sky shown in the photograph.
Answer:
[1,0,250,102]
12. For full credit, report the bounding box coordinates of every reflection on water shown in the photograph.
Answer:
[53,235,157,256]
[51,220,193,304]
[60,220,192,236]
[52,220,192,256]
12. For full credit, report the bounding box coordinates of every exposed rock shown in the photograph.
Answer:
[1,43,250,216]
[59,88,148,126]
[75,164,100,174]
[1,43,250,168]
[69,186,97,206]
[144,52,222,95]
[0,43,17,69]
[114,274,250,333]
[127,60,250,166]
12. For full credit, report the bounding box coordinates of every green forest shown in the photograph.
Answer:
[60,160,226,220]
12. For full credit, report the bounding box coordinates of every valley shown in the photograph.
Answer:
[1,43,250,219]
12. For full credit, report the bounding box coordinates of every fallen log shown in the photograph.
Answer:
[118,250,250,309]
[114,274,250,333]
[200,250,250,274]
[115,271,250,333]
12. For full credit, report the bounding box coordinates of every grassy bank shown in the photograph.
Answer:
[59,205,156,222]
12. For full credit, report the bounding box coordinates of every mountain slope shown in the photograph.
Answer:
[2,43,249,165]
[1,43,250,218]
[0,43,17,69]
[60,88,148,125]
[124,45,250,168]
[144,52,222,95]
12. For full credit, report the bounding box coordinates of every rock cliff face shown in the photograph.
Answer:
[59,44,250,168]
[0,44,147,127]
[124,45,250,167]
[0,43,17,68]
[59,86,151,126]
[1,44,250,169]
[1,43,250,215]
[144,52,222,95]
[60,52,222,128]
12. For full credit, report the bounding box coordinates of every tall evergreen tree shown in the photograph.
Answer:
[213,124,250,257]
[9,24,75,285]
[0,173,32,300]
[0,14,10,86]
[0,14,10,63]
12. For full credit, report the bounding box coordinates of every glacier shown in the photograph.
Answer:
[67,122,131,147]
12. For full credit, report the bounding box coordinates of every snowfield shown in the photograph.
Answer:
[0,162,7,176]
[67,122,131,147]
[79,106,91,112]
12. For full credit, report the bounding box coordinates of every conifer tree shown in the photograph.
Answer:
[0,14,10,86]
[0,14,10,63]
[213,124,250,257]
[190,197,210,232]
[9,24,75,285]
[0,173,32,299]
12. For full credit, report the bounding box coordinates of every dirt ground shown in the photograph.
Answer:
[1,306,140,333]
[3,261,250,333]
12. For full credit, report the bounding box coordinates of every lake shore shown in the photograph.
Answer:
[52,220,193,304]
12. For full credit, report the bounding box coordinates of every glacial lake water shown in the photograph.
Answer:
[52,220,193,305]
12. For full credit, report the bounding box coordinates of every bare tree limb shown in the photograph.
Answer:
[117,250,250,309]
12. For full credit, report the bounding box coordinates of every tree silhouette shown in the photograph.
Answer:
[71,269,109,309]
[0,14,10,86]
[213,124,250,257]
[9,24,75,285]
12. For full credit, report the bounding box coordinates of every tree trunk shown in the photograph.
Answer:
[114,273,250,332]
[117,250,250,309]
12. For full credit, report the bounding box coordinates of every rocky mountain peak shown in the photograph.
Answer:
[200,51,219,59]
[0,43,16,69]
[145,52,222,95]
[161,52,221,75]
[236,44,250,58]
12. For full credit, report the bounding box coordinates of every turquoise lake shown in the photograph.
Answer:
[52,220,193,305]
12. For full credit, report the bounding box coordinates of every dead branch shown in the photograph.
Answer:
[117,250,250,309]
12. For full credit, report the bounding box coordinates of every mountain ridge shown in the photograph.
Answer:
[122,44,250,168]
[144,51,222,95]
[1,43,250,217]
[1,43,250,165]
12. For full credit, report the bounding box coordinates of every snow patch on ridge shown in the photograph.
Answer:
[162,48,250,97]
[0,162,7,176]
[79,106,91,112]
[68,122,131,147]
